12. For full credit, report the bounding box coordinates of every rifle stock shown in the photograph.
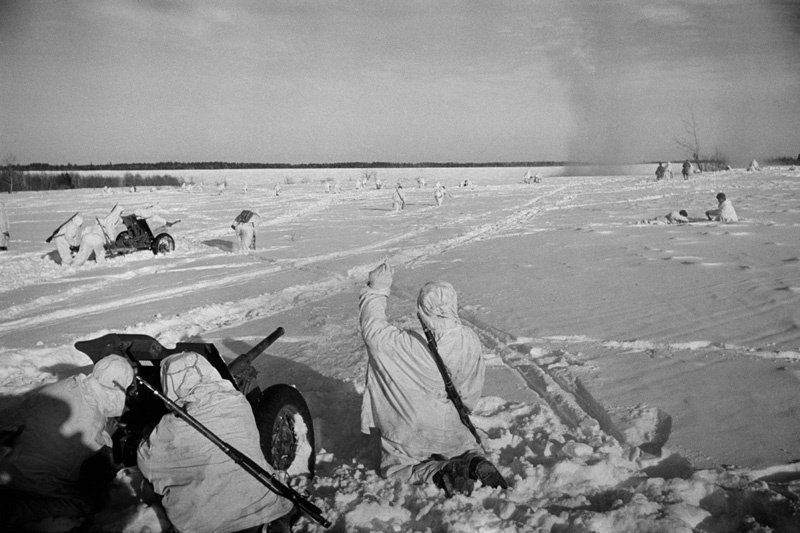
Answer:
[129,374,331,528]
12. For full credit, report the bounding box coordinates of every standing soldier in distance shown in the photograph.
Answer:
[0,200,9,251]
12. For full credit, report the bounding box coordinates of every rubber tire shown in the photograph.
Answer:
[152,233,174,255]
[255,384,316,478]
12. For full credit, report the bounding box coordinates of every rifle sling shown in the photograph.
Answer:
[421,326,483,448]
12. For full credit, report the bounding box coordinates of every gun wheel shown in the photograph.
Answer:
[255,384,316,479]
[152,234,174,255]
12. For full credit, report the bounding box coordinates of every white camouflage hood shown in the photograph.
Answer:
[82,354,134,418]
[160,351,235,406]
[416,280,461,337]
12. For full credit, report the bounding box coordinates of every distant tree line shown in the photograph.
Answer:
[20,161,568,171]
[0,171,183,192]
[764,155,800,166]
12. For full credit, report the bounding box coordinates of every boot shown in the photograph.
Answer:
[433,454,474,497]
[433,451,508,496]
[468,454,508,490]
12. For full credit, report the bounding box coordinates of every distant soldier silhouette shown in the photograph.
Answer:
[682,160,692,180]
[392,185,406,211]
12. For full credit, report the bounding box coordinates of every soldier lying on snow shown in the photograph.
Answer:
[636,210,690,225]
[359,263,507,495]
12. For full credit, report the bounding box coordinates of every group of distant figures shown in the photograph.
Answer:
[656,159,763,181]
[392,181,452,211]
[47,205,173,267]
[2,163,750,262]
[655,161,692,181]
[638,192,739,225]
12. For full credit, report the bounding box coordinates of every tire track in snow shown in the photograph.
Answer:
[458,317,800,449]
[0,264,285,334]
[89,187,577,344]
[0,257,245,321]
[3,185,575,346]
[455,310,629,443]
[393,185,573,268]
[248,185,573,281]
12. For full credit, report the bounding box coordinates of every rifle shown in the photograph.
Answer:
[420,325,484,451]
[96,217,115,251]
[45,212,79,243]
[120,370,331,528]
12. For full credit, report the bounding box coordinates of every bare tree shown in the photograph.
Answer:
[674,107,701,166]
[1,154,19,194]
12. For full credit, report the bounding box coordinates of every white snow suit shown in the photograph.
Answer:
[666,211,689,224]
[233,220,256,253]
[523,170,533,183]
[53,215,84,266]
[72,229,106,267]
[99,204,124,240]
[134,205,168,233]
[392,186,406,211]
[72,205,123,267]
[137,352,292,533]
[716,199,738,222]
[708,200,738,223]
[0,356,133,529]
[434,186,445,206]
[0,200,9,249]
[359,280,485,483]
[640,211,689,225]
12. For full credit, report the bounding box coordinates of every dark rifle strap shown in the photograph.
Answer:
[420,324,484,450]
[113,370,330,528]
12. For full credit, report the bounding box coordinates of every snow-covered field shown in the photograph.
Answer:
[2,165,799,532]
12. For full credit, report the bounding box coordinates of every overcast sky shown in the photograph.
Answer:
[1,0,799,165]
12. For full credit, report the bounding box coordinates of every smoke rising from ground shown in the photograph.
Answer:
[545,0,800,166]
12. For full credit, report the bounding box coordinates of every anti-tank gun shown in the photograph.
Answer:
[74,327,316,479]
[75,327,330,527]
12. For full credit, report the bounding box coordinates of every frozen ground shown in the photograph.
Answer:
[1,165,799,532]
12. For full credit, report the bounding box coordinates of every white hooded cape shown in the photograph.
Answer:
[136,352,291,533]
[359,281,485,461]
[0,355,133,513]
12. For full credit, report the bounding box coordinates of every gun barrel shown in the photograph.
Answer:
[227,327,285,376]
